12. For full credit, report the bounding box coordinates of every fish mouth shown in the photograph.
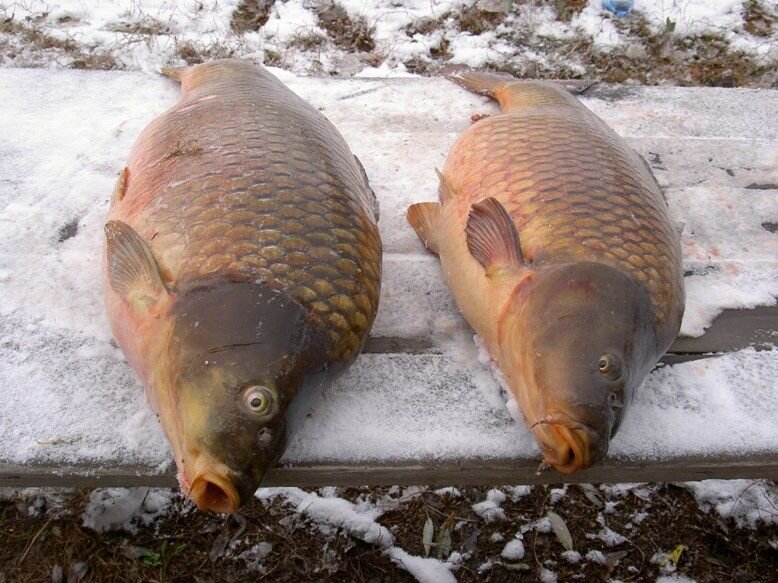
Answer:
[180,457,241,514]
[532,413,603,474]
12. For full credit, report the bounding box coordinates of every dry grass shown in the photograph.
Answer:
[315,1,375,53]
[743,0,776,37]
[1,483,776,582]
[230,0,276,34]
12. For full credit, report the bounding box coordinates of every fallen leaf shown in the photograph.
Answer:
[66,562,88,583]
[580,484,604,507]
[422,516,434,558]
[547,510,573,551]
[705,555,727,567]
[462,527,480,554]
[122,545,153,560]
[667,544,686,566]
[51,565,63,583]
[436,525,452,560]
[604,550,629,577]
[209,514,248,562]
[503,562,531,571]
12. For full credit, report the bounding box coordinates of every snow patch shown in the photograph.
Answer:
[82,488,176,534]
[501,538,525,560]
[682,479,778,528]
[256,487,456,583]
[472,488,507,522]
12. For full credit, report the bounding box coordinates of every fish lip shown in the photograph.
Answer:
[531,412,602,474]
[187,471,241,514]
[181,456,242,514]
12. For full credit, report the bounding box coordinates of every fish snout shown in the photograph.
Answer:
[187,471,241,514]
[533,413,608,474]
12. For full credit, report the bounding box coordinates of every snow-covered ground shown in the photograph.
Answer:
[0,70,775,471]
[4,479,775,581]
[0,1,775,84]
[0,3,776,582]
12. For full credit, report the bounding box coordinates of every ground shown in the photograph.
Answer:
[0,1,775,86]
[0,1,776,582]
[1,482,777,582]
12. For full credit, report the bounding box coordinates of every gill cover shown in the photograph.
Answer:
[515,262,660,471]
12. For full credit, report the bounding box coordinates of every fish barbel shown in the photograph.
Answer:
[104,60,381,512]
[407,71,684,473]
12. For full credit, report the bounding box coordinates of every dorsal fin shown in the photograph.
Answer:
[435,168,456,203]
[105,220,167,308]
[465,197,524,277]
[407,202,442,254]
[110,167,129,208]
[354,155,379,220]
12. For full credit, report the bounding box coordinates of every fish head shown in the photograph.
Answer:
[158,280,327,513]
[506,262,658,473]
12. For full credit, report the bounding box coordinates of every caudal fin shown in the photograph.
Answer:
[160,66,187,82]
[445,69,515,98]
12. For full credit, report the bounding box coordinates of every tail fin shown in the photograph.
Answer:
[446,69,582,111]
[445,69,515,98]
[160,66,187,82]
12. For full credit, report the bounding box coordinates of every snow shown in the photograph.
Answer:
[539,567,558,583]
[586,549,608,564]
[258,487,392,547]
[501,538,525,560]
[562,550,582,564]
[682,479,778,527]
[472,488,507,522]
[81,487,176,534]
[256,487,456,583]
[2,1,773,77]
[0,71,775,475]
[236,541,274,573]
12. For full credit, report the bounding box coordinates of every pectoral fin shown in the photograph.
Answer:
[105,220,167,309]
[466,197,524,278]
[407,202,441,254]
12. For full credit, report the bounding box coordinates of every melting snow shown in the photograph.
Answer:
[682,479,778,528]
[501,538,526,560]
[0,66,775,479]
[82,487,176,534]
[256,487,456,583]
[472,488,507,522]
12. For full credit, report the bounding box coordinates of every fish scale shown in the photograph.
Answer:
[407,72,685,475]
[116,61,380,362]
[444,100,683,333]
[104,60,382,512]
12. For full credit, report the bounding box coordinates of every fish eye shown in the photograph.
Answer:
[242,385,275,416]
[598,353,623,380]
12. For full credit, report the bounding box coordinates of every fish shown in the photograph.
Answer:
[407,71,684,473]
[104,59,381,512]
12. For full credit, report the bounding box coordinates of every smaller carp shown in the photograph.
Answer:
[407,71,684,473]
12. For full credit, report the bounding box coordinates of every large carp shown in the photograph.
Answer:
[407,72,684,473]
[104,60,381,512]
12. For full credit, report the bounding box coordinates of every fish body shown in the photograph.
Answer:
[104,60,381,512]
[407,72,684,472]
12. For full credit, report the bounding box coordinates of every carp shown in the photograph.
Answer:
[104,60,381,512]
[407,72,684,473]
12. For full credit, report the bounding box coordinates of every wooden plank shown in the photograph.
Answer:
[364,304,778,356]
[670,305,778,353]
[3,454,777,489]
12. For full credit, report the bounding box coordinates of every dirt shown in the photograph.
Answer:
[1,483,776,582]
